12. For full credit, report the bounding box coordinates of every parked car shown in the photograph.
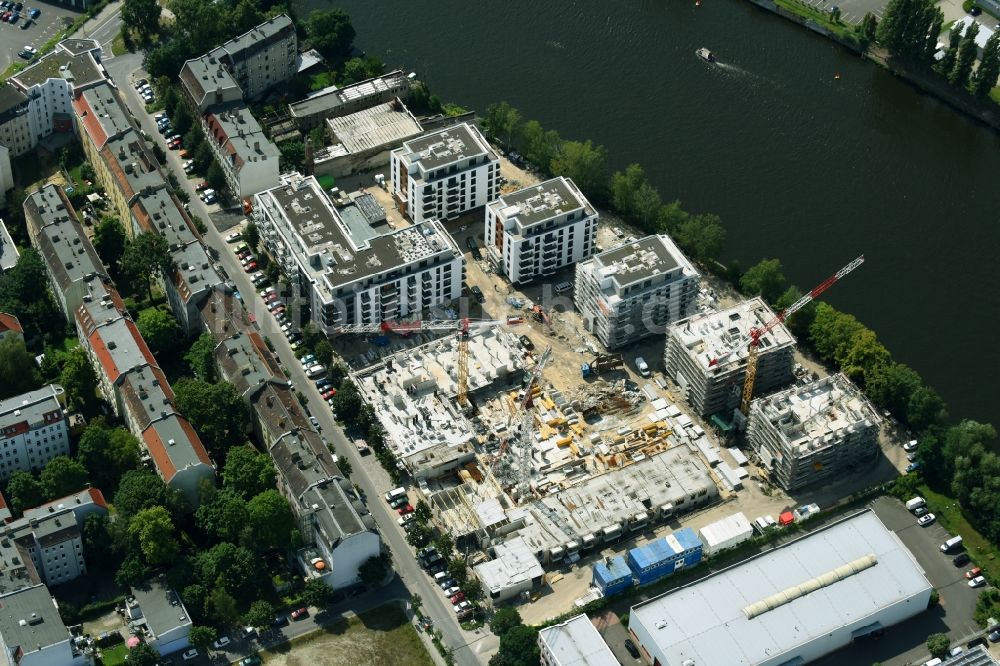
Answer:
[181,649,199,661]
[953,553,971,567]
[28,6,38,18]
[905,462,921,473]
[195,181,209,192]
[271,615,289,628]
[182,160,195,174]
[398,513,417,527]
[203,192,217,204]
[913,507,928,517]
[470,285,485,303]
[439,578,458,590]
[989,630,1000,643]
[443,586,461,597]
[903,439,919,452]
[240,657,262,666]
[211,636,231,649]
[243,261,257,272]
[454,600,471,613]
[225,231,242,243]
[397,504,414,515]
[389,495,409,509]
[168,137,182,150]
[917,513,936,526]
[624,639,640,659]
[322,388,337,400]
[134,78,148,90]
[518,335,534,350]
[290,607,309,620]
[299,354,315,366]
[309,416,320,429]
[965,567,983,579]
[969,576,987,588]
[450,592,465,605]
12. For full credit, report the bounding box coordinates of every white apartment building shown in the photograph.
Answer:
[254,172,464,333]
[0,585,85,666]
[575,234,699,349]
[0,385,69,481]
[391,123,499,224]
[202,104,280,197]
[538,615,619,666]
[208,15,297,101]
[485,176,598,285]
[0,86,32,158]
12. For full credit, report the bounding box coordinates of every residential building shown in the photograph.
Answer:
[178,55,242,114]
[538,614,619,666]
[23,487,109,528]
[0,313,22,343]
[0,385,68,481]
[253,172,464,333]
[485,177,598,285]
[473,536,545,604]
[628,510,932,666]
[0,85,32,158]
[390,123,500,224]
[126,577,192,655]
[207,15,297,101]
[314,98,423,178]
[748,373,882,491]
[0,147,10,206]
[288,70,412,131]
[664,297,795,418]
[24,184,107,321]
[0,219,17,271]
[201,104,280,197]
[575,234,699,349]
[7,39,105,157]
[0,585,85,666]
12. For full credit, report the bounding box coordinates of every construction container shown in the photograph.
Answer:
[592,555,634,597]
[626,528,704,586]
[699,512,753,556]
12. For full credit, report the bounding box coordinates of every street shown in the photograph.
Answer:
[101,50,498,666]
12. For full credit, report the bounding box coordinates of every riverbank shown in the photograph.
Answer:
[746,0,1000,131]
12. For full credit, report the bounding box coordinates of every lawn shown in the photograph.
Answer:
[920,483,999,581]
[259,604,433,666]
[100,643,129,666]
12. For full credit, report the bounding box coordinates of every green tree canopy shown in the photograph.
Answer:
[60,346,97,410]
[490,625,540,666]
[223,445,276,500]
[243,599,275,629]
[39,456,88,500]
[341,56,385,85]
[331,380,363,417]
[247,490,294,551]
[114,469,186,520]
[518,120,561,175]
[184,333,217,381]
[126,642,160,666]
[76,419,141,492]
[483,102,522,148]
[122,233,173,301]
[876,0,943,61]
[490,607,523,636]
[188,625,217,651]
[196,542,264,606]
[195,488,250,542]
[949,22,980,88]
[301,578,333,607]
[6,471,45,514]
[840,329,891,387]
[129,506,180,565]
[305,8,356,58]
[611,164,662,229]
[358,555,387,586]
[808,302,866,365]
[122,0,161,39]
[866,362,922,421]
[550,140,608,201]
[973,30,1000,97]
[136,308,180,357]
[206,161,227,193]
[926,633,950,659]
[672,213,725,264]
[204,586,241,626]
[0,249,62,341]
[739,258,787,305]
[0,337,41,400]
[93,216,128,273]
[173,379,248,460]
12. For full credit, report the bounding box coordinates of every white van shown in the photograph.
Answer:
[940,536,963,552]
[385,487,406,503]
[554,280,573,295]
[905,496,926,512]
[635,356,651,378]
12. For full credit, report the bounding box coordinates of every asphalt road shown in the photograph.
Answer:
[103,51,498,666]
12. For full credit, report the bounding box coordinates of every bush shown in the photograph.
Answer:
[964,0,976,11]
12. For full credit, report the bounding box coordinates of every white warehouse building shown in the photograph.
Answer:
[628,510,932,666]
[390,123,500,224]
[254,172,465,333]
[485,177,598,285]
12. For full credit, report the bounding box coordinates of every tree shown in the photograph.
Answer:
[126,643,160,666]
[60,347,97,410]
[184,333,217,381]
[83,513,114,565]
[867,362,922,419]
[244,221,259,251]
[331,381,363,417]
[122,233,173,301]
[414,500,432,524]
[483,102,522,148]
[808,303,865,365]
[550,140,608,201]
[206,161,227,193]
[115,555,150,588]
[114,469,186,520]
[204,586,241,627]
[188,625,217,651]
[196,543,264,606]
[194,142,214,173]
[0,337,40,400]
[122,0,161,40]
[6,471,45,514]
[243,599,275,629]
[926,633,950,659]
[672,213,725,263]
[136,308,180,357]
[923,10,943,62]
[173,379,248,460]
[406,522,434,549]
[907,385,948,431]
[490,625,540,666]
[490,607,523,636]
[877,0,941,59]
[342,56,385,84]
[313,339,334,368]
[518,120,560,174]
[279,141,305,172]
[840,329,891,387]
[434,534,455,559]
[305,8,356,58]
[93,216,127,273]
[222,445,276,500]
[129,506,180,565]
[950,22,979,88]
[247,490,293,550]
[229,0,264,34]
[973,31,1000,97]
[39,456,88,500]
[739,258,787,305]
[77,419,141,492]
[859,13,879,46]
[359,555,387,586]
[301,578,333,607]
[938,26,963,76]
[0,249,62,342]
[447,558,468,584]
[195,489,250,542]
[774,286,816,338]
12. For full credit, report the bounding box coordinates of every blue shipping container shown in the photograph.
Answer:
[628,529,705,586]
[592,555,634,597]
[666,527,704,569]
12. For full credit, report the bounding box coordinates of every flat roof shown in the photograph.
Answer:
[395,123,494,172]
[0,585,71,653]
[0,83,28,116]
[255,173,461,294]
[325,100,423,155]
[288,70,410,119]
[206,104,280,168]
[669,297,795,372]
[0,384,64,430]
[752,373,881,451]
[490,177,592,229]
[25,185,106,292]
[630,510,932,666]
[179,54,241,108]
[474,536,544,593]
[103,132,164,200]
[212,14,294,61]
[12,39,102,89]
[77,83,132,148]
[590,234,696,288]
[538,615,619,666]
[129,577,191,640]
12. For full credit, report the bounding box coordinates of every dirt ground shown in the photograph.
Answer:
[258,606,433,666]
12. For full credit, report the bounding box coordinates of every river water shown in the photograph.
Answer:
[296,0,1000,427]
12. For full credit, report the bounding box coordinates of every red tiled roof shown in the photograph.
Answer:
[0,312,22,335]
[86,487,108,509]
[142,427,176,481]
[72,94,107,149]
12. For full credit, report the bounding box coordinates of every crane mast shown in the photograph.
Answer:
[739,255,864,415]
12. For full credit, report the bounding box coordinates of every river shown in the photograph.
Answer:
[295,0,1000,427]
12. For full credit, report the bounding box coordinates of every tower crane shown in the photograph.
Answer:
[335,318,505,409]
[492,346,552,497]
[721,255,865,416]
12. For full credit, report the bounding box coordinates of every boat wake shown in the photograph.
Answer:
[713,61,780,88]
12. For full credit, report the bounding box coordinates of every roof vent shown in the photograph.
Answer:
[168,438,176,446]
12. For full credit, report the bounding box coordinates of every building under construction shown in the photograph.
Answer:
[747,373,881,491]
[664,297,795,419]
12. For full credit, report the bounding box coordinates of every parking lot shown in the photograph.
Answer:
[0,2,79,73]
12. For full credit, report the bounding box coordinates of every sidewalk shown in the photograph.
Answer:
[75,0,121,37]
